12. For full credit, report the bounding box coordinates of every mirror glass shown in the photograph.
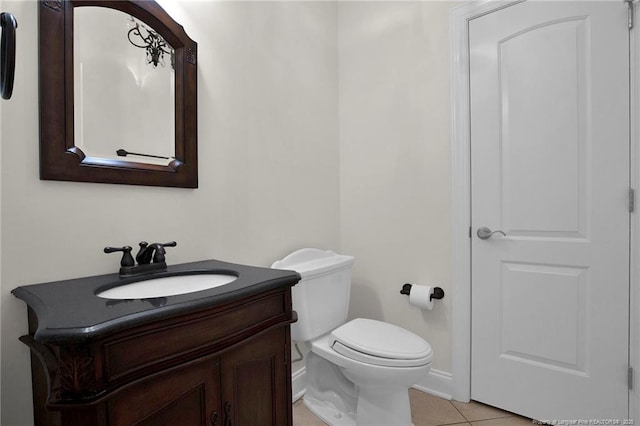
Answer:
[73,7,175,166]
[39,0,198,188]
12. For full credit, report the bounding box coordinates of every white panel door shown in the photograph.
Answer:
[470,1,630,421]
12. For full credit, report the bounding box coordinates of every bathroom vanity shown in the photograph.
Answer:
[12,259,300,426]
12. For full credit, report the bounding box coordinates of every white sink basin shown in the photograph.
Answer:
[96,274,238,299]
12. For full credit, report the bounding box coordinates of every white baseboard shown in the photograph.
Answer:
[412,369,454,400]
[292,366,307,402]
[292,365,452,402]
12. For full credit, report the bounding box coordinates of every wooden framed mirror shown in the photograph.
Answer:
[39,0,198,188]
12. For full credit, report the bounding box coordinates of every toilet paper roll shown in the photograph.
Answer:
[408,285,434,310]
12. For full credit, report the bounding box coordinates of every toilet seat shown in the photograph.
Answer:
[330,318,433,368]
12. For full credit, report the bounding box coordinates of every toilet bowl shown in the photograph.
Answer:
[272,249,432,426]
[307,319,432,425]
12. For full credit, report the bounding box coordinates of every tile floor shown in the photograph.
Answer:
[293,389,533,426]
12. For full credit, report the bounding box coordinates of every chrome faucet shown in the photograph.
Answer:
[105,241,177,276]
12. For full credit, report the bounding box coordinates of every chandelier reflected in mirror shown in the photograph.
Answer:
[127,16,174,68]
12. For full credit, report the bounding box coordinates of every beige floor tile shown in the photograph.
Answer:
[293,399,329,426]
[293,391,530,426]
[471,417,533,426]
[451,400,514,422]
[409,389,467,426]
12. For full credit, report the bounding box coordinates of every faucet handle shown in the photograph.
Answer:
[104,246,135,267]
[150,241,177,263]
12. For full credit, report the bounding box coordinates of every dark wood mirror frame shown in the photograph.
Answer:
[39,0,198,188]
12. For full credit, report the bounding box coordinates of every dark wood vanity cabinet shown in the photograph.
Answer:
[21,286,295,426]
[104,328,289,426]
[105,352,221,426]
[219,328,291,426]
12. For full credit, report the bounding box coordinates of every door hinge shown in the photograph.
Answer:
[625,0,635,29]
[630,188,635,213]
[629,366,634,390]
[469,226,472,238]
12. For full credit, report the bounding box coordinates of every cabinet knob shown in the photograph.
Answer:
[210,411,218,426]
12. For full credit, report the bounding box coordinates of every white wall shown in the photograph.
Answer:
[338,1,456,379]
[0,1,339,424]
[2,1,463,423]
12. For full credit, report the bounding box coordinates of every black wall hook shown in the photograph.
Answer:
[0,12,17,100]
[400,283,445,301]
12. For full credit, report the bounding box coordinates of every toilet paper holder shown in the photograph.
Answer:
[400,283,445,301]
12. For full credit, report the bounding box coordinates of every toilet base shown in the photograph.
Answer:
[303,351,357,425]
[303,349,418,426]
[303,395,356,426]
[303,391,415,426]
[353,386,412,426]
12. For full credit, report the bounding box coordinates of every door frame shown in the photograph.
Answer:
[450,0,638,419]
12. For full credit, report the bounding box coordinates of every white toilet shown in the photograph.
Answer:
[272,248,432,426]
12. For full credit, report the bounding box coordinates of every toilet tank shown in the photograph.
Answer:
[272,248,354,342]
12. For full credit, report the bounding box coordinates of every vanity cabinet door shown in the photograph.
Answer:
[105,355,221,426]
[220,327,292,426]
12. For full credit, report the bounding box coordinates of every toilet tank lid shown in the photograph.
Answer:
[330,318,432,360]
[271,248,354,277]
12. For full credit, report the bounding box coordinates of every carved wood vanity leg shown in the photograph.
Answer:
[23,335,61,426]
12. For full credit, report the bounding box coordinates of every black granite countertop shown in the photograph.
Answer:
[12,259,300,344]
